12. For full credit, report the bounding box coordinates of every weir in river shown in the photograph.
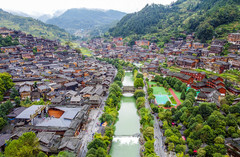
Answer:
[109,72,141,157]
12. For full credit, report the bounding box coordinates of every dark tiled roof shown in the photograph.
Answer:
[0,134,11,147]
[198,92,208,98]
[7,107,26,118]
[200,88,215,93]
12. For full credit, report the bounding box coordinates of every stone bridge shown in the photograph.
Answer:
[123,66,133,71]
[122,86,135,93]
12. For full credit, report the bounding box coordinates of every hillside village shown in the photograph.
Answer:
[0,23,240,156]
[82,33,240,103]
[80,33,240,156]
[1,0,240,156]
[0,3,240,156]
[0,27,117,155]
[82,33,240,94]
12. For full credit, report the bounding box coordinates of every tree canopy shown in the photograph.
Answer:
[5,132,39,157]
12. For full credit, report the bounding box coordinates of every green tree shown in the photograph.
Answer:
[0,73,14,100]
[14,96,21,107]
[198,103,214,120]
[213,153,224,157]
[144,140,155,156]
[37,152,47,157]
[143,127,154,141]
[196,23,214,42]
[164,101,171,107]
[10,87,19,99]
[174,83,180,91]
[87,138,107,150]
[154,75,163,83]
[229,103,240,114]
[33,47,37,54]
[168,143,175,151]
[180,90,185,100]
[180,83,187,92]
[214,136,224,144]
[136,73,143,79]
[136,97,145,109]
[147,88,153,95]
[226,114,237,127]
[134,78,144,88]
[5,132,39,157]
[187,88,196,96]
[199,125,215,144]
[134,90,145,99]
[220,104,229,114]
[114,81,123,88]
[175,145,186,153]
[33,82,38,89]
[57,151,75,157]
[96,147,107,157]
[99,113,114,124]
[148,94,155,104]
[228,126,237,137]
[152,106,159,113]
[160,48,164,54]
[0,117,6,130]
[197,148,206,157]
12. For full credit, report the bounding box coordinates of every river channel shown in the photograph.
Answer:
[109,72,140,157]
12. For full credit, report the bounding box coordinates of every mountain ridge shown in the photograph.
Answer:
[46,8,126,36]
[109,0,240,44]
[0,9,73,42]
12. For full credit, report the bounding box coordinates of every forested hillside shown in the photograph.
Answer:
[109,0,240,44]
[0,9,73,42]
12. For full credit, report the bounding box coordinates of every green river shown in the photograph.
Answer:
[109,72,141,157]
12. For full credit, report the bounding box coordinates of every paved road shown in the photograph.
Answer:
[169,88,181,106]
[143,78,167,157]
[78,96,107,157]
[78,68,117,157]
[78,108,103,157]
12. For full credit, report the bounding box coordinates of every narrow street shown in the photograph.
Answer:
[78,96,107,157]
[78,69,117,157]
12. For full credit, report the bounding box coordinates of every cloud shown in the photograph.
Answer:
[1,0,176,15]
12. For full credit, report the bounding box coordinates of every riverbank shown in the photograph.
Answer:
[85,60,125,157]
[110,72,141,157]
[85,58,141,157]
[133,69,157,157]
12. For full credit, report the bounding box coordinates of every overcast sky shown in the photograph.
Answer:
[2,0,176,16]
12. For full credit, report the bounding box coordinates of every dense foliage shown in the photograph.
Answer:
[0,35,19,50]
[133,71,157,156]
[0,100,13,130]
[5,132,39,157]
[0,73,14,101]
[109,0,240,44]
[0,73,15,130]
[149,74,238,156]
[159,92,240,156]
[86,59,126,157]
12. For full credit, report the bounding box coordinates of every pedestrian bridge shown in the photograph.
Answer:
[122,86,135,93]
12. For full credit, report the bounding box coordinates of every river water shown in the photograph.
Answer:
[109,72,141,157]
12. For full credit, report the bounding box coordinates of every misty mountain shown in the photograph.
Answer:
[46,8,126,35]
[37,10,66,22]
[6,10,32,18]
[0,9,73,41]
